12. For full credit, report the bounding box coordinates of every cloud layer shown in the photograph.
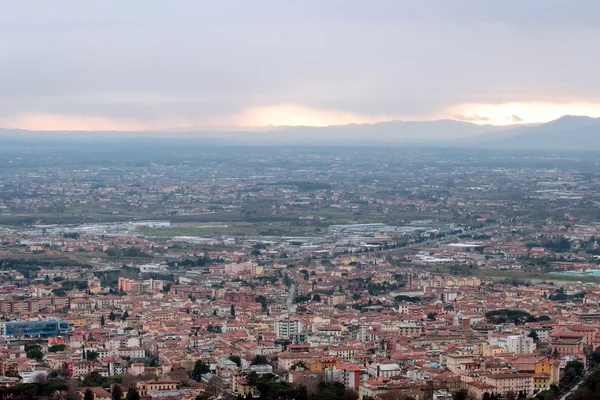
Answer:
[1,1,600,132]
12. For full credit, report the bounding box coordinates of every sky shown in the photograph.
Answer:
[1,0,600,131]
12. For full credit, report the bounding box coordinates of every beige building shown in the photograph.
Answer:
[485,373,534,398]
[328,292,346,306]
[136,379,178,396]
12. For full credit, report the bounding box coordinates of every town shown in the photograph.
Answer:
[0,144,599,400]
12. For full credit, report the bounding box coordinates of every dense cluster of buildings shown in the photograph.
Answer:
[1,147,600,399]
[0,248,597,400]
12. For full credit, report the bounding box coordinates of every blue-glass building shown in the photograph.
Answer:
[3,320,69,337]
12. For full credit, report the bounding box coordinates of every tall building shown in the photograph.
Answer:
[328,292,346,306]
[118,277,163,293]
[275,319,304,339]
[507,335,535,354]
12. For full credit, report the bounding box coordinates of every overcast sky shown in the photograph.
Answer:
[1,0,600,131]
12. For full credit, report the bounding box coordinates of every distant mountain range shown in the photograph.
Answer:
[483,115,600,150]
[1,115,599,150]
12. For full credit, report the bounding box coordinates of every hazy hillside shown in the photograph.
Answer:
[0,119,521,145]
[272,119,513,144]
[2,116,600,149]
[482,115,600,150]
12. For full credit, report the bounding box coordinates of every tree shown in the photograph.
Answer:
[251,355,268,365]
[192,360,211,380]
[590,346,600,367]
[296,386,309,400]
[83,371,107,387]
[229,355,241,367]
[565,361,585,376]
[84,389,95,400]
[345,389,359,400]
[48,344,66,352]
[452,389,468,400]
[122,310,129,320]
[112,384,123,400]
[312,294,321,302]
[256,295,268,312]
[86,351,99,362]
[293,295,310,303]
[427,312,437,321]
[528,330,539,343]
[300,269,309,281]
[26,348,44,360]
[533,391,554,400]
[44,275,50,286]
[109,311,117,321]
[568,368,600,400]
[485,309,533,325]
[394,295,421,303]
[100,314,106,327]
[247,371,259,386]
[125,387,141,400]
[230,304,236,317]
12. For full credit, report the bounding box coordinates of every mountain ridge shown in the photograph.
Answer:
[482,115,600,150]
[0,119,531,143]
[0,115,599,149]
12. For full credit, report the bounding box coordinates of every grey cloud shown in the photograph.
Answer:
[0,0,599,126]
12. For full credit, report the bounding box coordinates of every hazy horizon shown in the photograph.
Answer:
[2,1,600,133]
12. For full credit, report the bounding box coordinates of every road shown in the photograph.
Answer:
[558,370,592,400]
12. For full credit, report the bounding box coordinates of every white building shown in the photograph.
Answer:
[275,319,304,339]
[367,363,401,378]
[507,335,535,354]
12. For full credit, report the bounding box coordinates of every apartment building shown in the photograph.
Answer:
[275,319,304,339]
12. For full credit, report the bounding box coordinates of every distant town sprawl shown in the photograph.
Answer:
[1,144,600,400]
